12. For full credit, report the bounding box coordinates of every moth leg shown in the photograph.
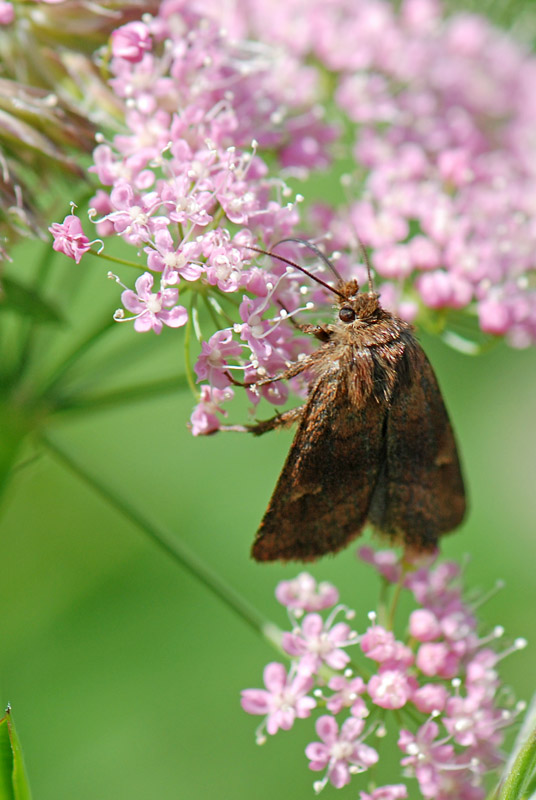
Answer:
[225,352,316,390]
[220,405,305,435]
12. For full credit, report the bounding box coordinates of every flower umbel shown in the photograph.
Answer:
[241,548,527,797]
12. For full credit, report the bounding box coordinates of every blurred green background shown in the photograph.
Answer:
[1,229,535,799]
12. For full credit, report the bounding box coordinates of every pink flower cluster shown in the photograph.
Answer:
[203,0,536,348]
[241,549,526,798]
[50,0,536,433]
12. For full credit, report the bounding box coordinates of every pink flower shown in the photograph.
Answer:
[190,385,233,436]
[357,546,402,583]
[416,642,460,679]
[409,609,441,642]
[306,715,379,789]
[120,273,187,334]
[326,675,367,716]
[411,683,448,714]
[361,625,413,667]
[399,721,455,798]
[194,330,243,389]
[368,668,414,710]
[241,662,316,735]
[282,612,355,675]
[275,572,339,612]
[49,214,92,264]
[111,22,152,63]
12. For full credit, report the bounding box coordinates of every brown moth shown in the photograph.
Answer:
[228,241,466,562]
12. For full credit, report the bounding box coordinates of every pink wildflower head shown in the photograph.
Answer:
[241,662,316,740]
[306,715,379,791]
[49,214,92,264]
[242,551,525,797]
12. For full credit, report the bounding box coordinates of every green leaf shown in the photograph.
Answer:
[0,276,63,324]
[0,706,32,800]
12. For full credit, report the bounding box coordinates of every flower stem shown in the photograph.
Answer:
[496,719,536,800]
[90,249,146,271]
[184,294,199,398]
[41,434,269,640]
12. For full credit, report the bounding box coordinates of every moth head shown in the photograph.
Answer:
[337,281,381,323]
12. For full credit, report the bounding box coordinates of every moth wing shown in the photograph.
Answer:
[252,377,385,562]
[368,337,466,552]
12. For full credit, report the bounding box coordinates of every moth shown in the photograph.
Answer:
[226,240,466,562]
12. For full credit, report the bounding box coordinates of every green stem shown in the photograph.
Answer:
[90,250,146,271]
[51,375,189,416]
[41,434,268,639]
[497,722,536,800]
[387,574,405,631]
[184,294,199,398]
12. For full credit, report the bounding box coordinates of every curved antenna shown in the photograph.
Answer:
[273,237,344,282]
[355,236,375,293]
[245,245,346,300]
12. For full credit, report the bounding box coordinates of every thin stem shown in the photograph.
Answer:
[90,249,147,271]
[184,294,199,398]
[497,719,536,800]
[387,573,405,631]
[41,434,269,639]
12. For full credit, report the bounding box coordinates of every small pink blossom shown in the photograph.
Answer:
[399,721,455,798]
[190,385,233,436]
[368,668,414,710]
[306,715,379,789]
[120,273,187,334]
[412,683,448,714]
[361,625,413,667]
[357,547,402,583]
[241,662,316,735]
[409,609,441,642]
[282,612,355,675]
[194,329,243,389]
[49,214,92,264]
[416,642,460,679]
[326,675,367,716]
[275,573,339,612]
[111,22,152,63]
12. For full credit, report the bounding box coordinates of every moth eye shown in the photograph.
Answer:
[339,307,356,323]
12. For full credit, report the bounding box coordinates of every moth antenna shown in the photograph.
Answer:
[245,245,346,300]
[356,237,375,294]
[273,237,344,282]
